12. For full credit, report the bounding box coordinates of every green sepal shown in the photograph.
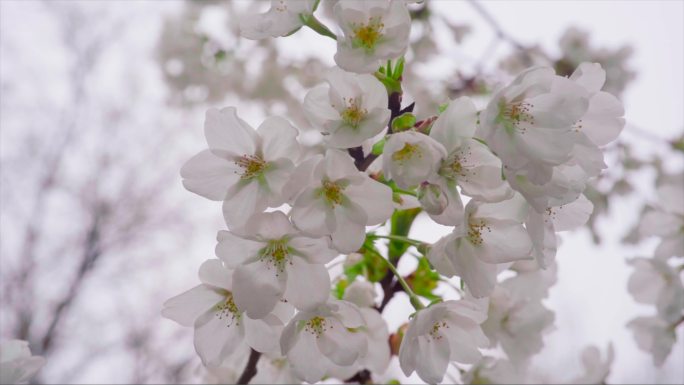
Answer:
[391,112,417,132]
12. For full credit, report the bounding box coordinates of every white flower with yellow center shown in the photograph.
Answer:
[162,259,291,366]
[239,0,317,40]
[477,67,590,185]
[383,131,447,189]
[180,107,300,228]
[333,0,411,73]
[215,211,337,319]
[0,340,45,385]
[428,197,533,297]
[280,298,368,383]
[304,68,391,149]
[426,97,513,225]
[287,150,394,253]
[399,300,489,384]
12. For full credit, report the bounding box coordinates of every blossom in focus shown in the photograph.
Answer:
[162,260,291,366]
[239,0,317,40]
[0,340,45,385]
[280,298,368,383]
[428,96,512,225]
[383,131,446,189]
[287,150,394,253]
[478,66,590,186]
[627,316,678,367]
[181,107,301,227]
[333,0,411,73]
[399,300,489,384]
[428,197,533,297]
[215,211,336,319]
[304,68,391,149]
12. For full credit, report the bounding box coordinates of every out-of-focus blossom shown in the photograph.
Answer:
[304,68,390,149]
[627,316,678,367]
[239,0,317,40]
[570,344,614,384]
[628,257,684,324]
[638,175,684,259]
[399,300,489,384]
[0,340,45,385]
[334,0,411,73]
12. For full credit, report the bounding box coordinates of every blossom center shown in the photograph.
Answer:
[321,180,345,206]
[214,291,242,326]
[340,97,367,128]
[467,217,491,245]
[428,320,449,340]
[305,316,330,337]
[262,239,292,272]
[352,18,384,50]
[235,154,268,180]
[498,100,535,134]
[392,142,421,164]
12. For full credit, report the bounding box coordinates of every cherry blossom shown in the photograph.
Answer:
[239,0,318,40]
[162,260,291,366]
[304,68,391,149]
[333,0,411,73]
[383,131,446,189]
[428,197,534,297]
[399,300,489,384]
[181,107,300,228]
[280,298,368,383]
[215,211,337,318]
[287,150,394,253]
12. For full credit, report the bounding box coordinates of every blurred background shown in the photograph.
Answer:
[1,0,682,383]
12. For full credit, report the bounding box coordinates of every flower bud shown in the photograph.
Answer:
[417,182,447,215]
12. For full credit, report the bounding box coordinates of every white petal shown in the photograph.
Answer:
[198,259,234,290]
[222,182,268,228]
[430,96,478,151]
[215,231,262,268]
[244,315,282,353]
[194,309,244,366]
[291,189,334,236]
[289,236,337,264]
[204,107,258,159]
[477,219,533,263]
[287,331,329,383]
[449,239,498,298]
[162,285,223,327]
[232,261,285,319]
[414,335,450,384]
[181,150,239,201]
[258,116,301,162]
[317,318,366,366]
[331,299,365,328]
[569,62,606,93]
[240,211,296,240]
[550,194,593,231]
[283,258,331,311]
[344,177,394,225]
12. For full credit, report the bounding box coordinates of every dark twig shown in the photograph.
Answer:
[237,349,262,384]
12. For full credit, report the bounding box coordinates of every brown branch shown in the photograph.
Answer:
[237,348,262,384]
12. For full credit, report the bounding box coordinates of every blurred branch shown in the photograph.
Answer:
[466,0,533,66]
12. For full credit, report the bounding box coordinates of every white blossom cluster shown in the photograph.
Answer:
[626,175,684,367]
[162,1,628,383]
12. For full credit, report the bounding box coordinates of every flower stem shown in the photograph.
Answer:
[368,234,423,247]
[302,14,337,40]
[364,245,425,310]
[392,186,417,197]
